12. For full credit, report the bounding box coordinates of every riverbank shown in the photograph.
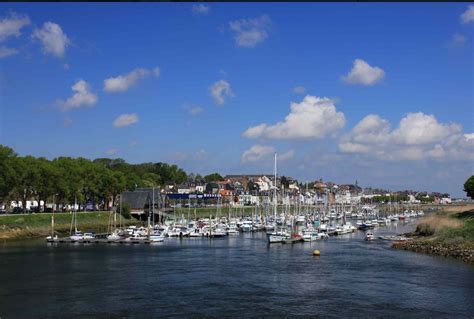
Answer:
[393,204,474,264]
[0,212,136,240]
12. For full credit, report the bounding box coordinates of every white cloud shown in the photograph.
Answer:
[243,95,345,139]
[0,12,30,42]
[187,105,203,116]
[129,140,138,148]
[350,114,391,144]
[293,86,306,94]
[339,112,473,161]
[338,142,371,154]
[113,113,139,128]
[241,145,294,163]
[0,46,18,58]
[391,112,461,145]
[242,145,275,163]
[192,4,210,15]
[461,5,474,24]
[104,67,160,93]
[279,149,295,161]
[58,80,98,111]
[464,133,474,141]
[229,15,271,48]
[32,22,70,57]
[342,59,385,86]
[210,80,234,105]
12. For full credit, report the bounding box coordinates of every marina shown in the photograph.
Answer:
[1,219,473,318]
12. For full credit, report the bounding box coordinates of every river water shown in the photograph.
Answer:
[0,221,473,318]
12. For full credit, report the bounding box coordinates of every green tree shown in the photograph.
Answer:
[204,172,223,182]
[0,145,17,202]
[33,158,60,212]
[142,172,161,188]
[464,175,474,199]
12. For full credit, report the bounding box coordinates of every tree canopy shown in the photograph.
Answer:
[0,144,191,211]
[464,175,474,199]
[204,172,223,182]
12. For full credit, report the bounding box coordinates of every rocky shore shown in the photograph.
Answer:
[393,240,474,264]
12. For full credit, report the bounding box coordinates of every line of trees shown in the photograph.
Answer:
[0,145,199,213]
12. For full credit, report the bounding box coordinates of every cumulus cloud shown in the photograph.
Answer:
[229,15,271,48]
[243,95,345,139]
[391,112,461,145]
[113,113,139,128]
[32,22,70,57]
[342,59,385,86]
[339,112,473,161]
[210,80,234,105]
[293,86,306,94]
[104,67,160,93]
[58,80,98,111]
[0,46,18,58]
[241,145,294,163]
[192,4,210,15]
[0,12,30,42]
[464,133,474,141]
[461,5,474,24]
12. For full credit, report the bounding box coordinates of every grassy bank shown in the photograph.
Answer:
[0,212,137,240]
[393,204,474,264]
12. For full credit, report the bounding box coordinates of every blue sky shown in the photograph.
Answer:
[1,3,473,196]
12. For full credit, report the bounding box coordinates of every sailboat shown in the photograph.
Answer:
[69,196,84,242]
[107,209,122,241]
[45,213,58,242]
[267,153,289,244]
[149,188,165,242]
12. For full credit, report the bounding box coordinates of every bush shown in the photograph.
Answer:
[117,203,131,219]
[415,223,435,236]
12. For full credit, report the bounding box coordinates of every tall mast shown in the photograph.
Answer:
[152,187,155,227]
[274,152,277,224]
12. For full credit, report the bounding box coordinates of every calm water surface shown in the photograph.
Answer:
[0,221,473,318]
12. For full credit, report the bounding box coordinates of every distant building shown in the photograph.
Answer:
[121,188,162,217]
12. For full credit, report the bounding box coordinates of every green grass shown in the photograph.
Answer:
[0,211,137,240]
[436,214,474,244]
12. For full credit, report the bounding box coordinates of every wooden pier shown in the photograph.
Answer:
[47,238,153,244]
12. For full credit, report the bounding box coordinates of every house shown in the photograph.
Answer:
[205,182,221,194]
[120,191,151,216]
[120,188,162,217]
[177,184,190,194]
[195,184,205,193]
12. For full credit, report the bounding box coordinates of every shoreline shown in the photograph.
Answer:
[392,239,474,265]
[0,212,136,241]
[392,204,474,265]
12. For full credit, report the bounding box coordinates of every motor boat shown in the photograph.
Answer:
[365,231,376,241]
[70,231,83,242]
[149,230,165,242]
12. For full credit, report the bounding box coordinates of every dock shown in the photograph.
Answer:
[47,238,153,244]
